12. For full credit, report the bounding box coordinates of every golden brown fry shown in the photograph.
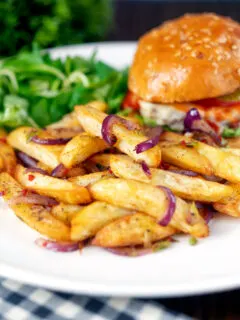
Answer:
[0,156,4,172]
[222,148,240,157]
[15,165,91,205]
[214,183,240,217]
[0,173,70,241]
[66,166,86,178]
[90,178,208,237]
[69,171,112,187]
[52,203,83,225]
[60,134,107,168]
[161,132,240,183]
[75,105,161,167]
[92,213,176,247]
[87,101,108,112]
[7,127,62,169]
[0,141,17,175]
[47,111,81,129]
[71,201,133,241]
[110,155,233,202]
[90,154,112,169]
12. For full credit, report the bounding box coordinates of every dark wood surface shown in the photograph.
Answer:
[109,2,240,319]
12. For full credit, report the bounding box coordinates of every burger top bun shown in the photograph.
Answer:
[128,13,240,103]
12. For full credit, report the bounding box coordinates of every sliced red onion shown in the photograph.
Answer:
[135,127,163,154]
[169,169,198,177]
[51,163,68,178]
[9,193,58,206]
[107,247,152,257]
[141,161,151,177]
[204,210,215,224]
[35,238,79,252]
[184,108,221,145]
[25,167,49,175]
[202,175,225,183]
[17,152,38,168]
[30,135,71,145]
[158,186,176,226]
[106,239,171,257]
[101,115,139,145]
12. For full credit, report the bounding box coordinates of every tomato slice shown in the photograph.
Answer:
[122,91,140,110]
[194,98,240,108]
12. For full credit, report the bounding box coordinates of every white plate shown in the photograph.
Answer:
[1,42,240,298]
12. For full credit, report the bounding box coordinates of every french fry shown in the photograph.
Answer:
[66,166,86,178]
[0,173,70,241]
[214,183,240,217]
[90,154,112,169]
[47,111,81,129]
[161,132,240,183]
[0,141,17,175]
[60,133,108,168]
[92,213,176,247]
[87,100,108,112]
[52,203,83,225]
[7,127,62,169]
[71,201,133,241]
[75,105,161,167]
[69,171,112,187]
[0,156,4,172]
[110,155,233,202]
[15,165,91,204]
[90,178,208,237]
[222,148,240,157]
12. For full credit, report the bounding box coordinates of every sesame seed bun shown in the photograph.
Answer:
[129,13,240,103]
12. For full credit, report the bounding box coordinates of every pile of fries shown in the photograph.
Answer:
[0,101,239,256]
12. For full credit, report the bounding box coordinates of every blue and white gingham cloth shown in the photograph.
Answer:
[0,277,192,320]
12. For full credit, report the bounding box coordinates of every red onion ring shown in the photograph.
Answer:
[158,186,176,226]
[169,169,198,177]
[17,152,38,168]
[51,163,68,178]
[101,115,139,145]
[35,238,79,252]
[135,127,163,154]
[9,193,58,206]
[141,161,151,177]
[30,135,71,145]
[184,108,221,145]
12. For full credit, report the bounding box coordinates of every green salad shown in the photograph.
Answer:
[0,46,128,129]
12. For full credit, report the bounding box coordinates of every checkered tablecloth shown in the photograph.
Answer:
[0,277,192,320]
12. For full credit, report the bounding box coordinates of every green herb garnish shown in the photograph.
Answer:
[153,240,171,252]
[189,237,198,246]
[222,126,240,138]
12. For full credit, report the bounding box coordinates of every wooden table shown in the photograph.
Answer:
[109,1,240,319]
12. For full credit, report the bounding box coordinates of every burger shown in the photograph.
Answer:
[123,13,240,140]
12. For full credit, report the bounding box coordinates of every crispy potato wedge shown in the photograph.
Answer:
[0,141,17,175]
[60,134,108,168]
[222,148,240,157]
[90,154,111,169]
[92,213,176,247]
[69,171,112,187]
[15,165,91,204]
[161,132,240,183]
[75,105,161,167]
[214,183,240,217]
[75,105,105,137]
[87,101,108,112]
[90,178,208,237]
[47,111,81,129]
[0,155,4,172]
[0,173,70,241]
[66,166,86,178]
[52,203,83,225]
[71,201,133,241]
[110,155,233,202]
[7,127,62,169]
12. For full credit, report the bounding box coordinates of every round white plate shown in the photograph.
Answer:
[1,42,240,298]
